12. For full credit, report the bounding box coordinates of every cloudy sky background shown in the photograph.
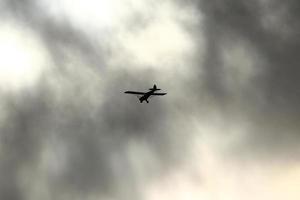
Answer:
[0,0,299,199]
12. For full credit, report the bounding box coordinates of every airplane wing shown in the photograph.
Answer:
[124,91,145,95]
[151,93,167,95]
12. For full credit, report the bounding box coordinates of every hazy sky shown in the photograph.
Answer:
[0,0,299,200]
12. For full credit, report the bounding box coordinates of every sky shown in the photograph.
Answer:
[0,0,299,199]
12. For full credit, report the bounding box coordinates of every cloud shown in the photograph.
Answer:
[195,0,300,157]
[0,0,300,199]
[0,0,200,199]
[0,21,50,92]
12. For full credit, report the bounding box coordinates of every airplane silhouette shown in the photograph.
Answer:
[124,84,167,103]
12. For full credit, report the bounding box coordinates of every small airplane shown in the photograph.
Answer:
[124,84,167,103]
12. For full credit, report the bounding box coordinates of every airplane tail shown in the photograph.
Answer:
[149,84,160,91]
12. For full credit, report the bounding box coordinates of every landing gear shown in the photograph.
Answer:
[138,96,142,103]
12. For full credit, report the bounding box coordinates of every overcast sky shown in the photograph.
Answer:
[0,0,299,200]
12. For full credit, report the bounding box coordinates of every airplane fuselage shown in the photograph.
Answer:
[139,89,156,103]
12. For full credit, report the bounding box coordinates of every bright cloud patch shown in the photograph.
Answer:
[40,0,202,75]
[41,0,130,30]
[0,22,49,92]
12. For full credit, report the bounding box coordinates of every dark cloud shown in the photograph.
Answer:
[1,0,300,199]
[196,0,300,159]
[0,89,52,200]
[0,73,173,200]
[199,0,300,110]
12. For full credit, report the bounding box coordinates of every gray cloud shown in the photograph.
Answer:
[0,74,172,200]
[0,89,52,200]
[194,0,300,159]
[199,0,300,111]
[1,0,300,199]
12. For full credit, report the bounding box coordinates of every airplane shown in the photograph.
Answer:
[124,84,167,103]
